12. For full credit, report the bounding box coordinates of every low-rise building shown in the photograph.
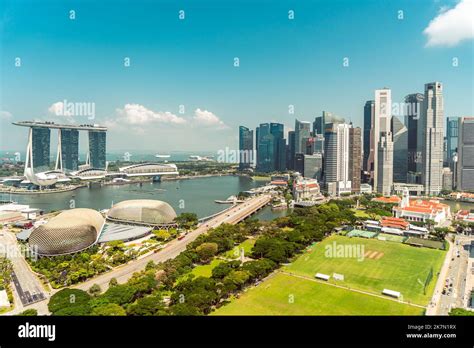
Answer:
[292,177,321,202]
[371,196,401,204]
[393,188,450,224]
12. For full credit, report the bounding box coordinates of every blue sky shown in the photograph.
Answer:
[1,0,473,152]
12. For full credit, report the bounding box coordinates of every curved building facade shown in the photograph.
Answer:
[107,199,177,225]
[29,208,104,256]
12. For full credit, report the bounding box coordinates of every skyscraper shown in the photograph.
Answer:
[420,82,444,196]
[446,117,459,168]
[392,117,408,183]
[349,127,362,193]
[363,100,374,175]
[31,127,51,170]
[56,128,79,172]
[374,88,394,196]
[405,93,424,179]
[270,123,286,171]
[238,126,254,170]
[256,123,275,172]
[304,153,323,180]
[457,117,474,192]
[294,153,305,174]
[89,130,107,169]
[295,119,311,154]
[324,123,351,196]
[287,131,296,170]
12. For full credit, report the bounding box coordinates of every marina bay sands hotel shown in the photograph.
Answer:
[13,121,107,172]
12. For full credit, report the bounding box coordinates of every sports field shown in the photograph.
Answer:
[214,273,424,315]
[284,235,445,305]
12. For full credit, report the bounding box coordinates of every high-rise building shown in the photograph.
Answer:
[295,119,311,154]
[442,167,453,192]
[363,100,374,175]
[349,127,362,193]
[255,123,286,172]
[256,123,275,172]
[238,126,254,170]
[270,123,286,171]
[314,111,345,135]
[446,117,459,168]
[392,117,408,183]
[89,130,107,169]
[419,82,444,196]
[57,129,79,172]
[457,117,474,192]
[324,123,351,196]
[374,88,394,196]
[294,153,304,175]
[303,153,323,180]
[31,127,51,170]
[287,131,296,170]
[405,93,424,179]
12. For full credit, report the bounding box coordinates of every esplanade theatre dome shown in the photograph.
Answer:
[107,199,177,225]
[29,208,104,256]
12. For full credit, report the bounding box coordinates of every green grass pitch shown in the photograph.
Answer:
[213,273,424,315]
[284,235,446,306]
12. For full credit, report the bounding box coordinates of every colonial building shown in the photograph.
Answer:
[393,188,450,224]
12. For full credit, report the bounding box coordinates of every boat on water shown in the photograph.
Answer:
[155,154,171,158]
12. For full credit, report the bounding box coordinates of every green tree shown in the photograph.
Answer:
[174,213,199,230]
[126,295,165,316]
[153,229,171,241]
[211,261,241,279]
[88,284,102,297]
[109,277,118,287]
[48,289,91,315]
[17,309,38,316]
[91,303,126,316]
[195,242,218,262]
[102,284,136,305]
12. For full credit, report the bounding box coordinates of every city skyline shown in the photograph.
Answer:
[1,0,473,152]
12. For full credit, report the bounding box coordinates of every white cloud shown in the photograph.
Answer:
[115,103,187,125]
[48,101,72,116]
[423,0,474,47]
[0,110,12,119]
[192,108,228,129]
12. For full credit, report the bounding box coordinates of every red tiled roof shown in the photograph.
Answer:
[372,196,401,204]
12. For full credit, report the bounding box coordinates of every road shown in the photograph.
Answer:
[428,234,472,315]
[73,194,271,292]
[0,226,49,315]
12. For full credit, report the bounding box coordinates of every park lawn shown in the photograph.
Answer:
[350,208,380,220]
[213,273,423,315]
[224,239,256,259]
[284,235,446,306]
[176,259,223,284]
[251,176,271,181]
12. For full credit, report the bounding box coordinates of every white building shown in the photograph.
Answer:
[324,123,352,196]
[293,178,321,202]
[393,187,450,224]
[419,82,444,196]
[374,88,394,196]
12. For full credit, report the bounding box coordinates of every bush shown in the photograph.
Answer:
[91,303,126,316]
[17,309,38,316]
[48,289,91,315]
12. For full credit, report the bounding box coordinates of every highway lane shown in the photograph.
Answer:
[74,194,271,292]
[0,226,47,312]
[429,235,472,315]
